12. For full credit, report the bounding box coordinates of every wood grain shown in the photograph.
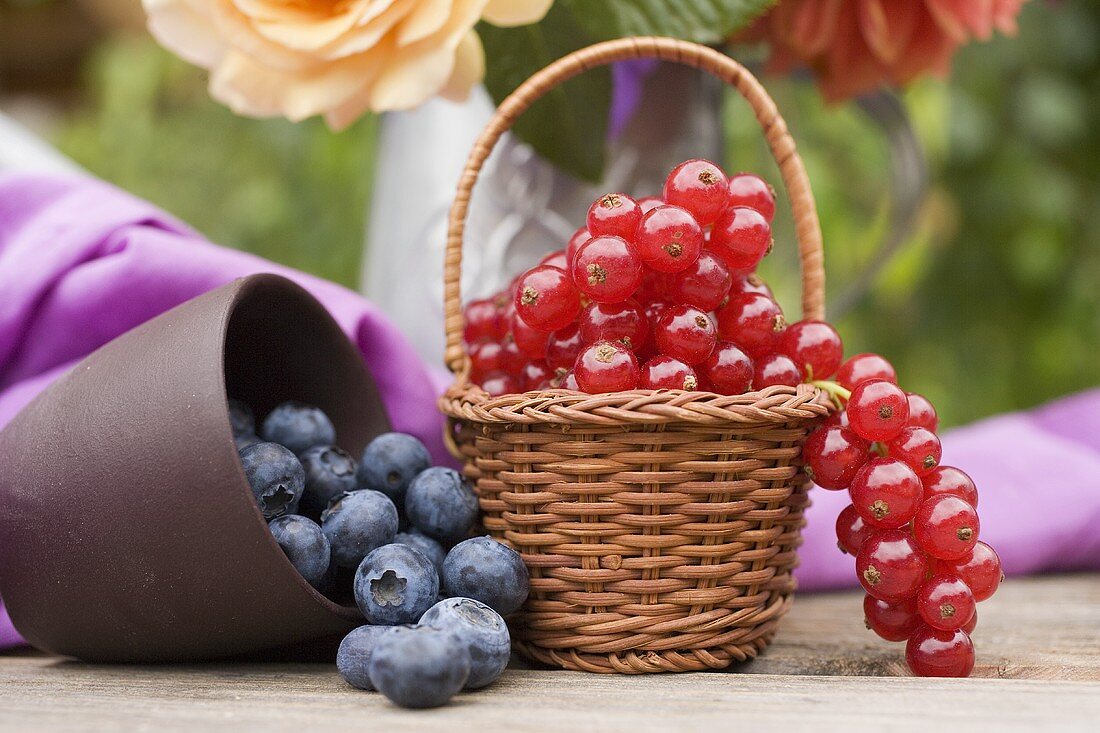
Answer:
[1,574,1097,732]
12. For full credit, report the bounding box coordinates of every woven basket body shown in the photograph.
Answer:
[440,38,831,673]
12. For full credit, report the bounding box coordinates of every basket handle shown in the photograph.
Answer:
[444,36,825,375]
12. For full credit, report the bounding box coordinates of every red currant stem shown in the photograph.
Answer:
[872,442,889,458]
[810,380,852,410]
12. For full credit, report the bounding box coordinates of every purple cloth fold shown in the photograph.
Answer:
[1,172,1098,651]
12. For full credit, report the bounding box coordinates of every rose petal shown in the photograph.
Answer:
[315,0,414,60]
[369,0,483,111]
[481,0,552,27]
[438,28,484,102]
[396,0,456,45]
[144,0,228,69]
[210,47,383,121]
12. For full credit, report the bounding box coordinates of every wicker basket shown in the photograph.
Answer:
[439,37,832,674]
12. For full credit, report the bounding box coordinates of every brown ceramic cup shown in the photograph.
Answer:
[0,274,391,661]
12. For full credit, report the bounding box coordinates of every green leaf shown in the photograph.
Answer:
[560,0,777,44]
[479,5,610,182]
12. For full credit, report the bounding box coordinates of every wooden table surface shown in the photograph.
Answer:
[2,574,1097,732]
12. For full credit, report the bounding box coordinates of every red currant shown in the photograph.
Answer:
[578,300,648,352]
[837,504,874,555]
[701,341,754,395]
[847,379,910,442]
[905,627,974,678]
[498,337,526,375]
[566,226,590,266]
[539,249,569,269]
[856,529,928,602]
[916,574,976,631]
[636,268,668,303]
[715,293,786,358]
[654,305,718,366]
[803,426,870,490]
[963,610,978,634]
[906,392,939,431]
[634,205,704,273]
[864,595,921,642]
[824,409,850,429]
[469,340,503,378]
[463,296,508,343]
[665,250,732,311]
[570,235,643,303]
[514,265,581,332]
[574,341,641,393]
[519,360,553,391]
[662,158,730,226]
[850,457,923,529]
[753,353,804,388]
[587,193,642,240]
[913,495,980,561]
[510,311,550,359]
[545,324,585,371]
[709,206,772,271]
[561,370,580,391]
[837,353,898,391]
[640,355,698,391]
[922,466,979,507]
[780,320,843,380]
[887,426,942,475]
[480,371,520,397]
[637,195,663,214]
[940,542,1002,602]
[727,172,776,222]
[729,272,774,299]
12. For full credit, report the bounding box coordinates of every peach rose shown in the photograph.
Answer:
[747,0,1029,101]
[143,0,553,129]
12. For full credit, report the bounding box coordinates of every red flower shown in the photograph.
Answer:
[749,0,1029,101]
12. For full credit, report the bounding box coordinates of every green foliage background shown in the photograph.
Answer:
[50,0,1099,428]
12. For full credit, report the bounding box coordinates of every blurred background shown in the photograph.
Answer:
[1,0,1097,427]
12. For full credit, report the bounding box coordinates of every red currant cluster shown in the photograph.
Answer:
[462,158,838,395]
[804,353,1003,678]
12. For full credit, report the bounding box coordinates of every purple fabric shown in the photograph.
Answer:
[610,59,660,139]
[1,173,1098,650]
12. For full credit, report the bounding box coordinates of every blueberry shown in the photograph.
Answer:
[267,515,331,589]
[261,401,336,455]
[298,445,359,520]
[239,442,305,519]
[393,530,446,578]
[368,625,470,709]
[228,398,255,437]
[321,490,399,568]
[442,537,529,616]
[405,467,478,545]
[420,597,510,689]
[235,432,263,451]
[336,625,389,690]
[354,544,439,625]
[356,433,431,510]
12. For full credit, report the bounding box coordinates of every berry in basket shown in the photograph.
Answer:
[460,156,1001,678]
[229,401,530,707]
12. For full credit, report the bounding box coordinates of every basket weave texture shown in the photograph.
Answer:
[440,37,831,674]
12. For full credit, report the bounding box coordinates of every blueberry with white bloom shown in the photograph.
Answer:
[420,597,510,689]
[442,537,529,616]
[321,490,398,568]
[239,441,304,519]
[405,467,478,545]
[368,625,470,709]
[267,515,330,589]
[354,543,439,625]
[261,401,336,455]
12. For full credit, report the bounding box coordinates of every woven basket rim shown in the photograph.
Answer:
[440,382,832,427]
